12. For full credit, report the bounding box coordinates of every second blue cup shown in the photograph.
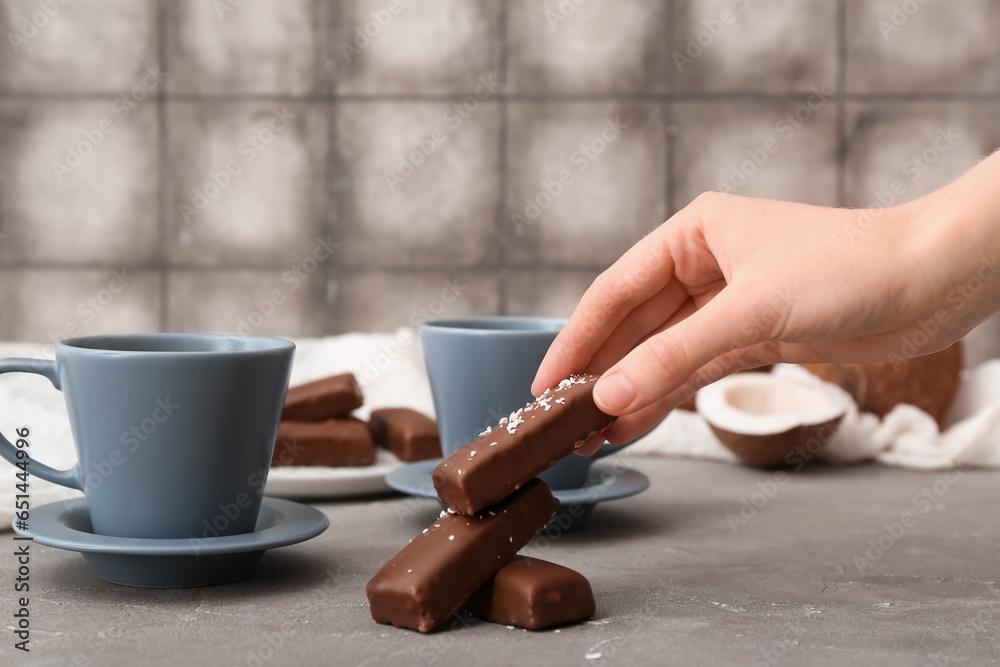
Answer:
[420,316,617,491]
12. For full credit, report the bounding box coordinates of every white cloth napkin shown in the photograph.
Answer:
[630,362,1000,469]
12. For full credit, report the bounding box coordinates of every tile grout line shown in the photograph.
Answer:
[494,0,511,317]
[665,0,676,217]
[835,0,848,208]
[3,91,999,102]
[156,0,169,331]
[0,263,613,273]
[325,0,339,335]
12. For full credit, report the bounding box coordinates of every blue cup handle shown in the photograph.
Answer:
[0,358,83,490]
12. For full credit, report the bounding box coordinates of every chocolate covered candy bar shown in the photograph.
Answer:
[282,372,363,421]
[467,556,596,630]
[433,374,614,515]
[369,408,442,462]
[271,418,375,467]
[366,479,558,633]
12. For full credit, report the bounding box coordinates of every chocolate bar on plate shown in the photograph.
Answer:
[369,408,442,462]
[271,417,375,467]
[282,372,364,421]
[433,374,614,515]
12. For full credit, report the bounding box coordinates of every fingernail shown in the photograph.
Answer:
[594,371,636,413]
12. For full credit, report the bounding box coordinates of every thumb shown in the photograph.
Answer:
[592,288,762,415]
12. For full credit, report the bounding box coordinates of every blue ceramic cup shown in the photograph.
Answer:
[0,334,294,540]
[420,317,624,491]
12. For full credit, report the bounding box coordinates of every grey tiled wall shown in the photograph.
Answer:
[0,0,998,346]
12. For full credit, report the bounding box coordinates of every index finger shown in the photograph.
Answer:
[531,219,682,396]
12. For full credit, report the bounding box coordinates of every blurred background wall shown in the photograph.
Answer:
[1,0,998,361]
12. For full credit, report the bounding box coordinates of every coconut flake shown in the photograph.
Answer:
[506,410,524,435]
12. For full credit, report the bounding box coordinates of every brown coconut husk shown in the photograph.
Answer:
[801,342,963,428]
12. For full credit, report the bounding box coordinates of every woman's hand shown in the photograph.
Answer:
[532,152,1000,454]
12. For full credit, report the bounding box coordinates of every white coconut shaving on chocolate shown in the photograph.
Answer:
[506,409,524,434]
[556,374,592,392]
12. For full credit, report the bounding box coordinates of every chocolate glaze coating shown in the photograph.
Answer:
[369,408,442,462]
[366,479,558,633]
[271,417,375,467]
[467,556,596,630]
[432,375,614,515]
[281,372,363,421]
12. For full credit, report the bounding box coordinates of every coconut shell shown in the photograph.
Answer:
[709,416,843,468]
[801,342,963,427]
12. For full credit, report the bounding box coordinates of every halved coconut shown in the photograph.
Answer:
[696,373,852,467]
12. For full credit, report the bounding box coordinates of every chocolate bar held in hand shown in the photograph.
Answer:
[369,408,442,462]
[271,418,375,467]
[282,372,364,421]
[433,374,614,515]
[366,479,558,633]
[467,556,596,630]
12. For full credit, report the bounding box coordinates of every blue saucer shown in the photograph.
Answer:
[14,497,329,588]
[385,459,650,529]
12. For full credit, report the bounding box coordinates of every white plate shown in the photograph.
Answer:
[263,450,404,499]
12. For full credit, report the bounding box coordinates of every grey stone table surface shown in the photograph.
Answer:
[1,457,997,667]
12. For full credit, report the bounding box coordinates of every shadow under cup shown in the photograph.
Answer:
[0,333,294,540]
[420,317,602,491]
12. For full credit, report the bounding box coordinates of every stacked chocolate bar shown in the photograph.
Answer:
[367,374,615,632]
[272,372,441,467]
